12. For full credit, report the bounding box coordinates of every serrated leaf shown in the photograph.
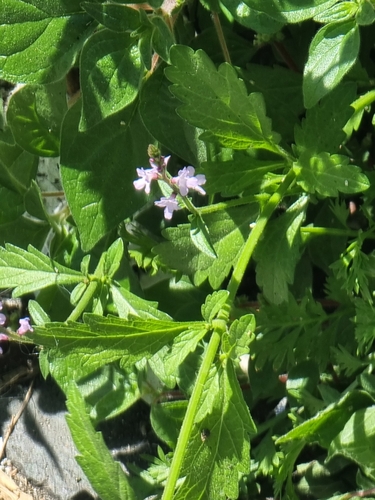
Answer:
[33,314,205,388]
[0,243,84,296]
[354,298,375,354]
[82,2,141,32]
[154,206,258,289]
[239,64,304,143]
[295,83,357,155]
[227,314,255,358]
[203,153,285,196]
[79,30,144,131]
[66,382,137,500]
[163,328,208,376]
[60,99,153,252]
[201,290,230,322]
[0,1,95,84]
[110,284,172,320]
[175,360,255,500]
[189,213,217,258]
[139,65,206,166]
[254,196,308,305]
[165,46,281,153]
[294,151,370,196]
[303,21,360,108]
[219,0,284,33]
[7,81,67,156]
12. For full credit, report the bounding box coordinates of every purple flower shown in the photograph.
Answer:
[154,194,182,220]
[133,166,159,195]
[17,317,34,335]
[172,166,206,196]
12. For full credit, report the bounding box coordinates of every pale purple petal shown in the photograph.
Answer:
[0,313,6,326]
[0,333,8,341]
[133,167,159,194]
[17,317,34,335]
[154,195,182,220]
[172,166,206,196]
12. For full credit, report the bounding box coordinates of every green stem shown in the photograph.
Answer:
[162,329,221,500]
[226,168,296,303]
[198,194,269,215]
[66,280,98,322]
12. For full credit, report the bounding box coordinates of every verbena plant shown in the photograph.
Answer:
[1,1,375,498]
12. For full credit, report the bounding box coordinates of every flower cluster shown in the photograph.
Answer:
[133,153,206,220]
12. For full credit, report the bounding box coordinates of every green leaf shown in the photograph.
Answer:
[110,284,172,320]
[77,364,140,424]
[82,2,141,32]
[201,290,229,322]
[151,16,175,63]
[303,21,360,108]
[0,1,96,83]
[33,314,205,387]
[103,238,124,278]
[24,180,50,222]
[328,407,375,477]
[165,46,281,153]
[154,206,258,289]
[175,360,255,499]
[227,314,255,358]
[0,215,50,249]
[239,64,304,143]
[163,328,208,377]
[0,243,84,296]
[189,213,217,258]
[139,65,206,166]
[7,81,67,156]
[203,152,285,197]
[354,298,375,354]
[254,196,308,305]
[237,0,337,23]
[28,299,51,325]
[79,30,144,131]
[294,151,370,197]
[151,400,187,449]
[294,82,357,155]
[60,100,153,251]
[313,2,358,23]
[219,0,284,33]
[0,142,38,195]
[356,0,375,25]
[66,382,137,500]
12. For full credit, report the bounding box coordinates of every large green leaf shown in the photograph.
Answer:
[154,206,259,289]
[0,1,96,83]
[328,406,375,478]
[34,314,206,388]
[82,2,141,32]
[303,21,360,108]
[293,151,370,197]
[60,101,153,251]
[165,45,281,153]
[219,0,284,33]
[7,81,67,156]
[66,382,137,500]
[79,30,144,131]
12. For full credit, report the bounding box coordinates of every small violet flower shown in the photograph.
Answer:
[172,166,206,197]
[133,166,159,195]
[17,317,34,335]
[154,194,182,220]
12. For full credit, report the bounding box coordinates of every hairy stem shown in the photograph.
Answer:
[226,168,296,304]
[66,280,98,322]
[162,328,222,500]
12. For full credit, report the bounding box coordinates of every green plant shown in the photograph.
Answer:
[1,0,375,498]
